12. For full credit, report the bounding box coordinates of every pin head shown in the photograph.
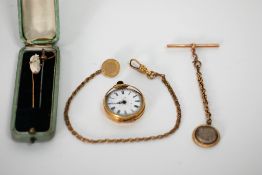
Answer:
[40,49,48,60]
[29,54,41,74]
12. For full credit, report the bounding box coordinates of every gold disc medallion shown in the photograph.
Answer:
[101,59,120,78]
[193,125,220,148]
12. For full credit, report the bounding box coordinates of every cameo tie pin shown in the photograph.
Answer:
[29,54,41,108]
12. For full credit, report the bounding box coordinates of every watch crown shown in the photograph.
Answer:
[117,81,124,85]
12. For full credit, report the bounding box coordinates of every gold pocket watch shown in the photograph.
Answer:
[103,81,145,123]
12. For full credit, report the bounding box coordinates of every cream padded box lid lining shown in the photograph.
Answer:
[22,0,56,42]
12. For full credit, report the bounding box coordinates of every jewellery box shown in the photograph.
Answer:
[11,0,60,143]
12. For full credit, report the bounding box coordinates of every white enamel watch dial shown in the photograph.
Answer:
[104,81,145,122]
[107,89,142,115]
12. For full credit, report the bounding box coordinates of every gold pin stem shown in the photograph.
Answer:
[32,73,35,108]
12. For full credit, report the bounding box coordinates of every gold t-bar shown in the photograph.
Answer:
[167,43,219,48]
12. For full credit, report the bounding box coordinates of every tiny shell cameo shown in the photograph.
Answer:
[29,54,41,74]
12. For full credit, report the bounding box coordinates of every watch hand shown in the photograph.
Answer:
[119,100,127,104]
[108,100,127,105]
[108,102,122,104]
[108,102,118,104]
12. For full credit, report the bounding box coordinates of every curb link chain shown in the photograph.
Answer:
[191,45,212,125]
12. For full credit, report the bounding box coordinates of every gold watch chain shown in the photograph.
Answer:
[64,60,181,144]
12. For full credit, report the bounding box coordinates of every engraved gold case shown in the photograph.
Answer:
[103,81,145,123]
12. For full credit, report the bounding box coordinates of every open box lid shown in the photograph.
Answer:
[18,0,60,45]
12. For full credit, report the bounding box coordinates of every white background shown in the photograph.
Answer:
[0,0,262,175]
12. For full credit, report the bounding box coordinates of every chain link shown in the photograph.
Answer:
[64,65,181,144]
[191,46,212,125]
